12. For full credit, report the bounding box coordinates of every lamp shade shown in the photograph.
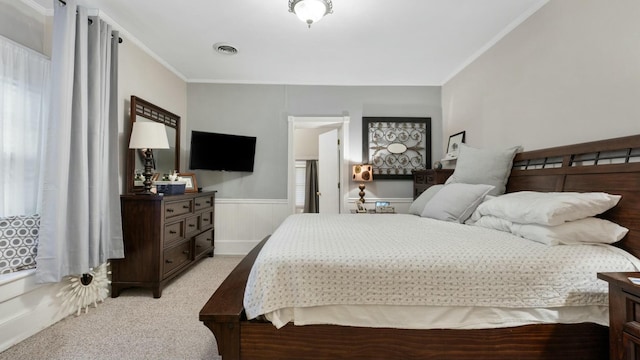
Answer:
[129,122,170,149]
[352,164,373,182]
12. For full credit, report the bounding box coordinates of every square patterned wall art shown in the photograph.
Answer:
[362,117,431,180]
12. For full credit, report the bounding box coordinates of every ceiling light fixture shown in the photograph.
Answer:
[288,0,333,28]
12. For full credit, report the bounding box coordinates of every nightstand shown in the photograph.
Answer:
[598,272,640,360]
[412,169,454,199]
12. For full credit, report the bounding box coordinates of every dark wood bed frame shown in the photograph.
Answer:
[200,134,640,360]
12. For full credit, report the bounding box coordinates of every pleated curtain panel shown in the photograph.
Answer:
[37,0,124,283]
[303,160,319,213]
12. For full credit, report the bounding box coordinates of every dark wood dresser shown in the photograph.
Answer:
[111,190,216,298]
[412,169,454,199]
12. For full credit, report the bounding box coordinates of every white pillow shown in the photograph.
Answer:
[474,191,621,226]
[408,185,444,215]
[421,183,494,223]
[472,215,628,246]
[445,143,520,196]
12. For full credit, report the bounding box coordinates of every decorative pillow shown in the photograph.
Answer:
[473,191,621,226]
[472,215,628,246]
[445,143,520,196]
[408,185,444,215]
[421,183,494,223]
[0,215,40,274]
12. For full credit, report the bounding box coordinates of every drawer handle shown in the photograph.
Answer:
[188,224,195,228]
[203,218,209,223]
[182,250,189,255]
[207,238,212,241]
[206,200,211,204]
[169,230,177,234]
[166,259,173,264]
[196,244,201,248]
[195,202,201,206]
[427,176,434,182]
[166,209,174,213]
[183,205,190,209]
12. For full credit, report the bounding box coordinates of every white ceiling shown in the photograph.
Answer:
[27,0,547,86]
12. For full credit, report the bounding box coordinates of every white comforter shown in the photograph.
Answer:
[244,213,640,322]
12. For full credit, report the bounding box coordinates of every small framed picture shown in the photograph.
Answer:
[355,201,367,213]
[178,172,198,193]
[446,131,466,159]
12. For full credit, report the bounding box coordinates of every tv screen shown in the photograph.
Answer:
[189,131,257,172]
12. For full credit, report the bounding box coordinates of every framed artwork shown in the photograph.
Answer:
[446,131,466,159]
[178,172,198,193]
[362,117,431,180]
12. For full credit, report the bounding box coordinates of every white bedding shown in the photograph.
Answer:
[244,213,640,329]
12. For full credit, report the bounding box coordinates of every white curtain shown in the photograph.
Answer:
[37,0,124,283]
[0,36,50,217]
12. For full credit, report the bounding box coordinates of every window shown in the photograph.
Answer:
[0,36,50,216]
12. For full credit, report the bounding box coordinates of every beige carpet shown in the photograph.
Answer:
[0,255,243,360]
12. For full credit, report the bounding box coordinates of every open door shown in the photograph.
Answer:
[288,116,350,215]
[318,128,340,213]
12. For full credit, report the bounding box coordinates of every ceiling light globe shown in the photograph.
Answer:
[290,0,332,27]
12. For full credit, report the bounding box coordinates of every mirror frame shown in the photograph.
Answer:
[126,95,181,194]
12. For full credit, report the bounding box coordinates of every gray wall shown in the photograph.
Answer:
[187,84,442,199]
[443,0,640,151]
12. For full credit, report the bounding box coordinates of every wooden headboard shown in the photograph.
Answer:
[506,134,640,258]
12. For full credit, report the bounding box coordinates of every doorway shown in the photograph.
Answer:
[287,116,350,214]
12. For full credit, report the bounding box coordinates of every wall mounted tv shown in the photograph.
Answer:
[189,130,257,172]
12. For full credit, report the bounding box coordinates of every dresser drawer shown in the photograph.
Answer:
[194,229,214,258]
[623,329,640,360]
[201,211,213,229]
[185,214,200,237]
[164,221,184,246]
[163,241,191,276]
[165,199,192,219]
[194,195,214,212]
[632,298,640,323]
[414,172,429,185]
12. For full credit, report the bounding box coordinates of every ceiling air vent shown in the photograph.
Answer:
[213,42,238,55]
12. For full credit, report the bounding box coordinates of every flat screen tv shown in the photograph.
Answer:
[189,130,257,172]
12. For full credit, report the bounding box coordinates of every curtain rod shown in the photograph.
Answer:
[57,0,123,43]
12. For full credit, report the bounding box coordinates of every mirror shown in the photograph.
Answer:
[126,96,181,193]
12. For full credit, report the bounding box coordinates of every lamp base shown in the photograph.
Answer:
[358,183,366,203]
[140,148,155,195]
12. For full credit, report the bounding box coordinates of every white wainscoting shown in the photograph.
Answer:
[214,199,291,255]
[214,197,413,255]
[0,270,74,352]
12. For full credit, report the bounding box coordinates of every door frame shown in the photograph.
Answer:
[287,115,350,215]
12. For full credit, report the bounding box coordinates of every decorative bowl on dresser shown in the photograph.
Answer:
[111,190,216,298]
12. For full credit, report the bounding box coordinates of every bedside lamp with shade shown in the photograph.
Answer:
[352,164,373,203]
[129,122,170,194]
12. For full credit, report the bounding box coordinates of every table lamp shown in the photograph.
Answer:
[352,164,373,203]
[129,122,170,194]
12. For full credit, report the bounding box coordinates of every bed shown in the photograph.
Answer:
[200,134,640,360]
